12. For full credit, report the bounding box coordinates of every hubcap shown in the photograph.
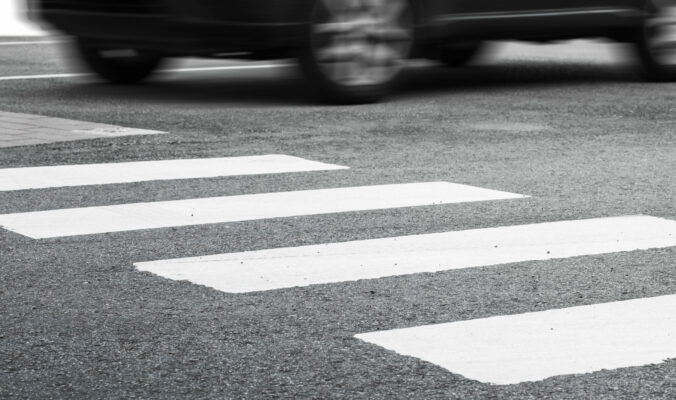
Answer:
[646,1,676,65]
[311,0,413,86]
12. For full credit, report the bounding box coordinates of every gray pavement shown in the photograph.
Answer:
[0,39,675,399]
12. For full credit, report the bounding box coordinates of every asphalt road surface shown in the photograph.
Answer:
[1,38,675,399]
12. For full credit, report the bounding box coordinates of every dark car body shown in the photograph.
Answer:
[34,0,310,55]
[33,1,644,53]
[28,0,676,102]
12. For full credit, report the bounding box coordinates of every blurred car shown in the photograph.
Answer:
[28,0,676,103]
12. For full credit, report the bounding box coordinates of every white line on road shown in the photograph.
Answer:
[0,64,291,81]
[165,65,291,73]
[0,182,525,239]
[0,72,87,81]
[0,40,64,46]
[134,215,676,293]
[356,293,676,385]
[0,155,347,191]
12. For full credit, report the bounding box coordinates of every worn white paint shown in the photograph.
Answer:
[0,72,87,81]
[0,40,62,46]
[69,127,165,137]
[0,64,290,81]
[164,64,291,73]
[0,182,524,238]
[0,155,347,191]
[356,294,676,385]
[134,215,676,293]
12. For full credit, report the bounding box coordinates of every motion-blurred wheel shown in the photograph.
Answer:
[76,39,163,84]
[299,0,414,103]
[635,0,676,80]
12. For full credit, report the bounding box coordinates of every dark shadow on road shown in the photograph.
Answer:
[2,59,647,108]
[398,61,639,96]
[72,64,315,107]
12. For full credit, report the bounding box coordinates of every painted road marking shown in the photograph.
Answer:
[0,40,64,46]
[134,215,676,293]
[0,182,525,239]
[0,64,291,81]
[0,72,88,81]
[355,293,676,385]
[0,155,347,191]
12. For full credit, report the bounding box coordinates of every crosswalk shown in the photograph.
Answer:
[0,181,524,239]
[1,152,675,386]
[136,215,676,293]
[356,294,676,385]
[0,154,347,191]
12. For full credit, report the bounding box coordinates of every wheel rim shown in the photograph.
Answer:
[310,0,413,86]
[646,1,676,65]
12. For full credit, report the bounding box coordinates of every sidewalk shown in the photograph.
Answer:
[0,1,46,37]
[0,111,164,147]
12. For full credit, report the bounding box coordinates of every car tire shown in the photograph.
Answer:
[299,0,414,103]
[634,0,676,81]
[76,39,163,84]
[434,41,483,67]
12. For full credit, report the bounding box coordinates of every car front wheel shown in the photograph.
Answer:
[299,0,414,103]
[635,0,676,81]
[76,39,163,84]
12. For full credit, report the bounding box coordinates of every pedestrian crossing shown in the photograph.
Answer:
[0,181,524,239]
[1,152,675,386]
[356,294,676,385]
[135,215,676,293]
[0,155,347,191]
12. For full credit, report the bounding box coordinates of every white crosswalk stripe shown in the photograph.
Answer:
[0,155,347,191]
[134,215,676,293]
[355,294,676,385]
[0,181,526,239]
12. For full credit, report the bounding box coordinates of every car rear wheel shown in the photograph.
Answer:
[76,39,163,84]
[299,0,414,103]
[635,0,676,81]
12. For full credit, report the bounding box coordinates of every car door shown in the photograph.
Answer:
[419,0,644,39]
